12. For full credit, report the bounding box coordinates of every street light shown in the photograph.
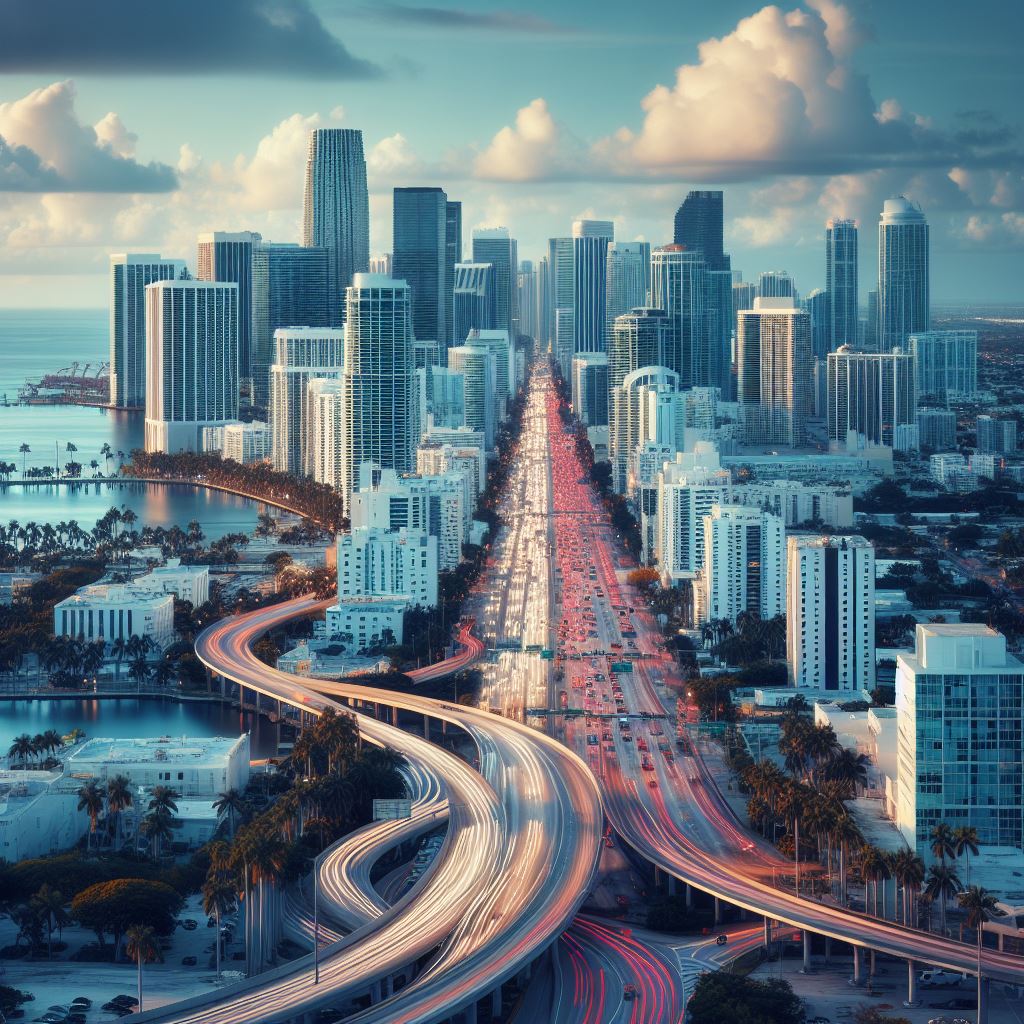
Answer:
[312,845,329,984]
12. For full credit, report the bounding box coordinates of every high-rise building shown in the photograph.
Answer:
[572,221,613,356]
[251,243,331,405]
[976,415,1017,454]
[448,343,496,449]
[393,187,450,353]
[517,260,538,343]
[452,263,496,342]
[673,191,728,271]
[757,271,795,298]
[339,274,417,513]
[466,329,512,415]
[650,245,708,388]
[916,408,957,451]
[827,345,916,448]
[909,330,978,406]
[307,377,346,488]
[606,242,651,335]
[865,289,879,350]
[369,254,392,276]
[896,624,1024,857]
[610,365,679,495]
[302,128,370,323]
[878,196,929,352]
[445,200,462,345]
[197,231,261,386]
[573,219,615,239]
[547,235,575,373]
[143,281,238,453]
[422,365,466,431]
[786,534,875,691]
[537,255,552,349]
[826,218,858,350]
[732,280,756,315]
[571,352,608,427]
[471,228,518,339]
[803,288,830,361]
[109,253,186,409]
[268,327,345,475]
[700,504,785,626]
[736,297,812,447]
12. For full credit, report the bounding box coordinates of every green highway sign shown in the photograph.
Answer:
[610,661,632,673]
[540,648,554,660]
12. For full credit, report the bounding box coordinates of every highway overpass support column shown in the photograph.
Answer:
[370,979,382,1004]
[978,976,990,1024]
[424,714,431,739]
[904,960,919,1007]
[491,986,502,1018]
[851,946,864,985]
[462,999,477,1024]
[763,917,771,949]
[801,931,812,973]
[714,897,723,925]
[685,883,693,909]
[392,705,399,727]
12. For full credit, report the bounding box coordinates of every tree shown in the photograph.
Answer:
[71,878,182,949]
[202,848,235,980]
[929,822,956,865]
[29,884,69,960]
[77,781,105,850]
[106,775,133,850]
[924,863,962,934]
[7,733,33,768]
[953,825,980,886]
[688,972,805,1024]
[213,788,246,839]
[125,924,160,1012]
[890,849,926,926]
[957,884,1005,1021]
[858,845,889,918]
[141,811,175,859]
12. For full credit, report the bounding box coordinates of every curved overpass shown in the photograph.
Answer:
[137,597,601,1024]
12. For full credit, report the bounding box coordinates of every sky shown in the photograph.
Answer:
[0,0,1021,308]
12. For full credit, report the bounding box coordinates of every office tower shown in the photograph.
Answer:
[732,280,756,314]
[466,329,512,420]
[548,235,575,372]
[251,243,331,405]
[606,242,651,333]
[269,327,345,475]
[448,344,496,450]
[302,128,370,323]
[573,222,612,356]
[896,624,1024,857]
[757,270,794,299]
[673,191,727,270]
[573,219,615,239]
[736,297,812,446]
[804,288,830,360]
[700,504,785,626]
[571,352,608,427]
[517,260,538,342]
[197,231,261,386]
[865,289,879,350]
[452,263,497,342]
[369,254,392,276]
[611,366,678,495]
[143,280,238,453]
[393,187,450,357]
[308,378,346,488]
[827,346,916,448]
[654,444,733,583]
[445,200,462,346]
[826,218,858,349]
[425,365,466,429]
[339,274,416,512]
[878,196,929,351]
[909,330,978,405]
[786,534,875,691]
[650,245,708,387]
[471,227,518,338]
[917,408,957,451]
[537,255,552,349]
[109,253,186,409]
[705,268,734,397]
[976,415,1017,453]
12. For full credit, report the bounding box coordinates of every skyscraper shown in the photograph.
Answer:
[804,288,830,360]
[547,235,575,374]
[787,534,875,691]
[878,196,929,352]
[268,327,345,475]
[650,245,708,388]
[673,191,728,271]
[471,228,518,339]
[827,345,916,449]
[445,200,462,346]
[251,243,331,405]
[517,260,538,343]
[109,253,186,409]
[448,344,496,449]
[197,231,261,386]
[143,281,238,453]
[909,330,977,406]
[452,263,496,342]
[393,187,449,352]
[302,128,370,324]
[340,274,416,512]
[606,242,651,337]
[307,377,346,489]
[736,297,812,447]
[571,352,608,427]
[826,218,858,350]
[757,270,795,299]
[573,227,612,356]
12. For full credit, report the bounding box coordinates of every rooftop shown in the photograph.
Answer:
[67,735,248,769]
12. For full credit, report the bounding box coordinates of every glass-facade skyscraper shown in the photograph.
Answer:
[471,228,518,340]
[650,245,708,388]
[453,262,496,343]
[878,196,929,352]
[673,190,727,271]
[826,218,858,350]
[393,187,449,353]
[302,128,370,325]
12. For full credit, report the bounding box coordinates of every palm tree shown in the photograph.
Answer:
[149,785,179,816]
[925,863,962,935]
[957,885,1005,1022]
[929,822,956,866]
[128,654,150,692]
[891,849,926,926]
[7,733,33,768]
[141,811,174,859]
[245,828,288,971]
[18,443,30,477]
[202,871,235,980]
[30,884,69,960]
[859,845,889,918]
[213,788,246,839]
[125,924,160,1012]
[111,637,129,680]
[77,781,104,850]
[953,826,980,886]
[831,814,863,905]
[106,775,133,850]
[777,782,805,893]
[823,747,870,798]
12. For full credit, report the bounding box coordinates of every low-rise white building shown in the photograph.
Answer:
[134,559,210,607]
[0,771,85,861]
[54,584,174,649]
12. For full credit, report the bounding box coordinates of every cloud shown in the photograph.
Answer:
[474,98,584,182]
[0,0,380,79]
[349,3,571,33]
[232,112,321,211]
[0,81,176,192]
[368,133,422,176]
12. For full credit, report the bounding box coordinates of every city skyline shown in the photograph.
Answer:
[1,0,1022,308]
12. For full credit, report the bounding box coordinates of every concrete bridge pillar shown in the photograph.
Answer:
[904,960,919,1007]
[685,883,694,909]
[763,917,772,949]
[491,985,502,1019]
[424,714,431,739]
[851,946,864,985]
[370,979,382,1004]
[392,705,399,727]
[714,897,723,925]
[801,931,813,973]
[978,976,990,1024]
[462,999,477,1024]
[382,974,393,999]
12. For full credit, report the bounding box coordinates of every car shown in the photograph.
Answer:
[648,779,657,788]
[927,1018,972,1024]
[70,1000,91,1010]
[919,970,968,988]
[182,955,198,966]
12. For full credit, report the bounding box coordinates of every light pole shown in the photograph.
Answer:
[313,846,328,984]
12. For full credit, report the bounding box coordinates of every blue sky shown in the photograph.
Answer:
[0,0,1021,307]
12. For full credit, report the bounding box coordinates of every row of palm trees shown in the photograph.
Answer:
[10,441,99,480]
[7,728,67,767]
[75,777,180,855]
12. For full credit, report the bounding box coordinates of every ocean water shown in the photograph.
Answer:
[0,309,263,538]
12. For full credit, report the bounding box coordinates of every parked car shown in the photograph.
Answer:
[919,969,969,988]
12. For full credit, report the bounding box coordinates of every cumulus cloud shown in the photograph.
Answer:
[368,133,422,176]
[474,98,584,182]
[0,81,176,192]
[232,112,321,211]
[0,0,380,79]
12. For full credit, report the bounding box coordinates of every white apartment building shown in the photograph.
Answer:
[976,415,1017,454]
[700,504,784,625]
[786,535,875,692]
[417,442,485,513]
[910,330,978,406]
[896,624,1024,858]
[733,479,854,529]
[307,377,346,488]
[448,344,497,450]
[134,560,210,607]
[54,584,174,649]
[202,421,272,464]
[930,452,968,487]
